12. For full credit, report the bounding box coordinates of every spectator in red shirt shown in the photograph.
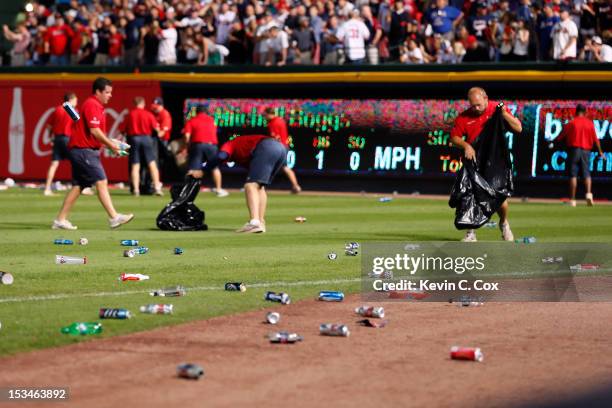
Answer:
[121,96,163,196]
[264,107,302,194]
[450,87,523,242]
[44,15,73,66]
[53,77,134,230]
[554,104,606,207]
[69,20,90,65]
[183,105,228,197]
[189,135,287,233]
[44,93,77,196]
[108,25,125,65]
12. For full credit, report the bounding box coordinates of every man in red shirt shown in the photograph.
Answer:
[44,93,77,196]
[151,97,172,144]
[53,77,134,230]
[108,24,124,65]
[121,96,163,196]
[45,15,73,66]
[183,105,228,197]
[264,107,302,194]
[450,87,523,242]
[554,104,606,207]
[189,135,287,233]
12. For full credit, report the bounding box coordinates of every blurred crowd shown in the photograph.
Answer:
[2,0,611,67]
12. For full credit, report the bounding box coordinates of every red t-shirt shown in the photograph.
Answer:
[183,113,218,144]
[267,116,289,147]
[108,33,124,57]
[46,25,73,56]
[49,105,73,136]
[451,101,514,144]
[122,107,158,136]
[557,116,598,150]
[69,96,106,149]
[154,108,173,141]
[70,26,89,55]
[220,135,269,167]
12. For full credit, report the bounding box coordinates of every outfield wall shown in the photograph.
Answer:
[0,65,610,198]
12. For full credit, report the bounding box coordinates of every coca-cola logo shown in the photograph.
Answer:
[33,108,128,157]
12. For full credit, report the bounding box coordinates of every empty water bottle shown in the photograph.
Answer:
[515,236,536,244]
[140,304,173,314]
[54,239,74,245]
[484,222,497,228]
[61,322,102,335]
[120,240,138,246]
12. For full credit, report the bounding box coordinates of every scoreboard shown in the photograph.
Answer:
[183,99,612,180]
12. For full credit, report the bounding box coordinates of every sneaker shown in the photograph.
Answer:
[52,219,78,230]
[586,193,594,207]
[154,186,164,196]
[216,189,229,198]
[569,200,577,207]
[461,230,477,242]
[500,222,514,241]
[44,189,55,196]
[291,185,302,194]
[81,187,94,196]
[235,221,264,233]
[109,213,134,229]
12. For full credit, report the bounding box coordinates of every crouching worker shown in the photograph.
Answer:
[188,135,286,233]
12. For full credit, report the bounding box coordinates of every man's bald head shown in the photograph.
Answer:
[467,87,488,115]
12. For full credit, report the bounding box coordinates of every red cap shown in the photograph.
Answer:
[467,35,477,46]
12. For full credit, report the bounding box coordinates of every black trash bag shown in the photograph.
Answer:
[449,108,514,230]
[156,176,208,231]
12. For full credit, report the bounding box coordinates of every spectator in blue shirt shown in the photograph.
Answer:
[468,3,492,45]
[427,0,463,41]
[537,4,560,60]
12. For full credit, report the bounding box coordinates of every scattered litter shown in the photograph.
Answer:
[225,282,246,292]
[355,306,385,318]
[55,255,87,265]
[541,256,563,264]
[357,319,388,328]
[79,237,89,246]
[570,263,601,271]
[99,308,131,319]
[0,271,14,285]
[54,239,73,245]
[449,296,484,307]
[318,290,344,302]
[515,236,536,244]
[265,291,291,305]
[120,240,139,246]
[388,290,428,300]
[294,216,307,223]
[61,322,102,335]
[177,363,204,380]
[450,346,484,362]
[266,312,280,324]
[404,244,421,251]
[4,178,15,187]
[140,304,173,314]
[174,247,184,255]
[119,273,150,281]
[320,323,350,337]
[124,250,135,258]
[327,252,337,260]
[368,270,393,279]
[150,286,186,297]
[269,332,302,344]
[484,221,497,228]
[124,247,149,257]
[379,197,393,203]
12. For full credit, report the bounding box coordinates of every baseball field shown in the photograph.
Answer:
[1,187,611,407]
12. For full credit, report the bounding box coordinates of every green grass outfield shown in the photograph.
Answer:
[0,188,611,357]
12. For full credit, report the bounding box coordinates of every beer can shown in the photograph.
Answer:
[150,286,186,297]
[120,240,139,246]
[269,332,302,344]
[265,291,291,305]
[99,308,131,319]
[355,306,384,318]
[140,304,173,314]
[294,216,307,223]
[450,346,484,362]
[570,263,601,271]
[123,249,135,258]
[0,271,14,285]
[266,312,280,324]
[177,363,204,380]
[318,291,344,302]
[345,249,359,256]
[327,252,337,260]
[319,323,350,337]
[225,282,246,292]
[174,247,184,255]
[345,242,360,250]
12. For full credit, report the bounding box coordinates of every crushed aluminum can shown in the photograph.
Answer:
[368,270,393,279]
[355,306,385,318]
[569,263,601,271]
[0,271,14,285]
[177,363,204,380]
[357,319,388,328]
[327,252,337,260]
[269,332,302,344]
[294,216,307,223]
[79,237,89,246]
[119,273,150,281]
[319,323,350,337]
[345,242,360,250]
[404,244,421,251]
[318,291,344,302]
[266,312,280,324]
[124,249,136,258]
[225,282,246,292]
[265,291,291,305]
[345,249,359,256]
[174,247,184,255]
[450,346,484,362]
[150,286,186,297]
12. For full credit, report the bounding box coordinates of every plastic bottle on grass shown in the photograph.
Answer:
[61,322,102,335]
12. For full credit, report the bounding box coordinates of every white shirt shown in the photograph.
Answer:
[600,44,612,63]
[216,11,236,45]
[405,47,424,64]
[180,17,204,29]
[268,30,289,53]
[158,27,178,63]
[552,19,578,60]
[336,18,370,61]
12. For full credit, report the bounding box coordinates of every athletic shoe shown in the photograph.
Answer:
[132,190,140,197]
[235,221,264,233]
[586,193,594,207]
[81,187,94,196]
[461,230,477,242]
[500,222,514,241]
[109,213,134,229]
[569,200,577,207]
[216,189,229,198]
[52,219,78,230]
[43,189,55,196]
[291,185,302,194]
[154,185,164,196]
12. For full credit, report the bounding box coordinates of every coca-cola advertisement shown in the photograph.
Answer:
[0,79,161,181]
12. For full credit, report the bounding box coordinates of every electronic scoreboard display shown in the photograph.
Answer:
[183,99,612,180]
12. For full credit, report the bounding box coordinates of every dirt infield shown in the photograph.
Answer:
[1,296,611,408]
